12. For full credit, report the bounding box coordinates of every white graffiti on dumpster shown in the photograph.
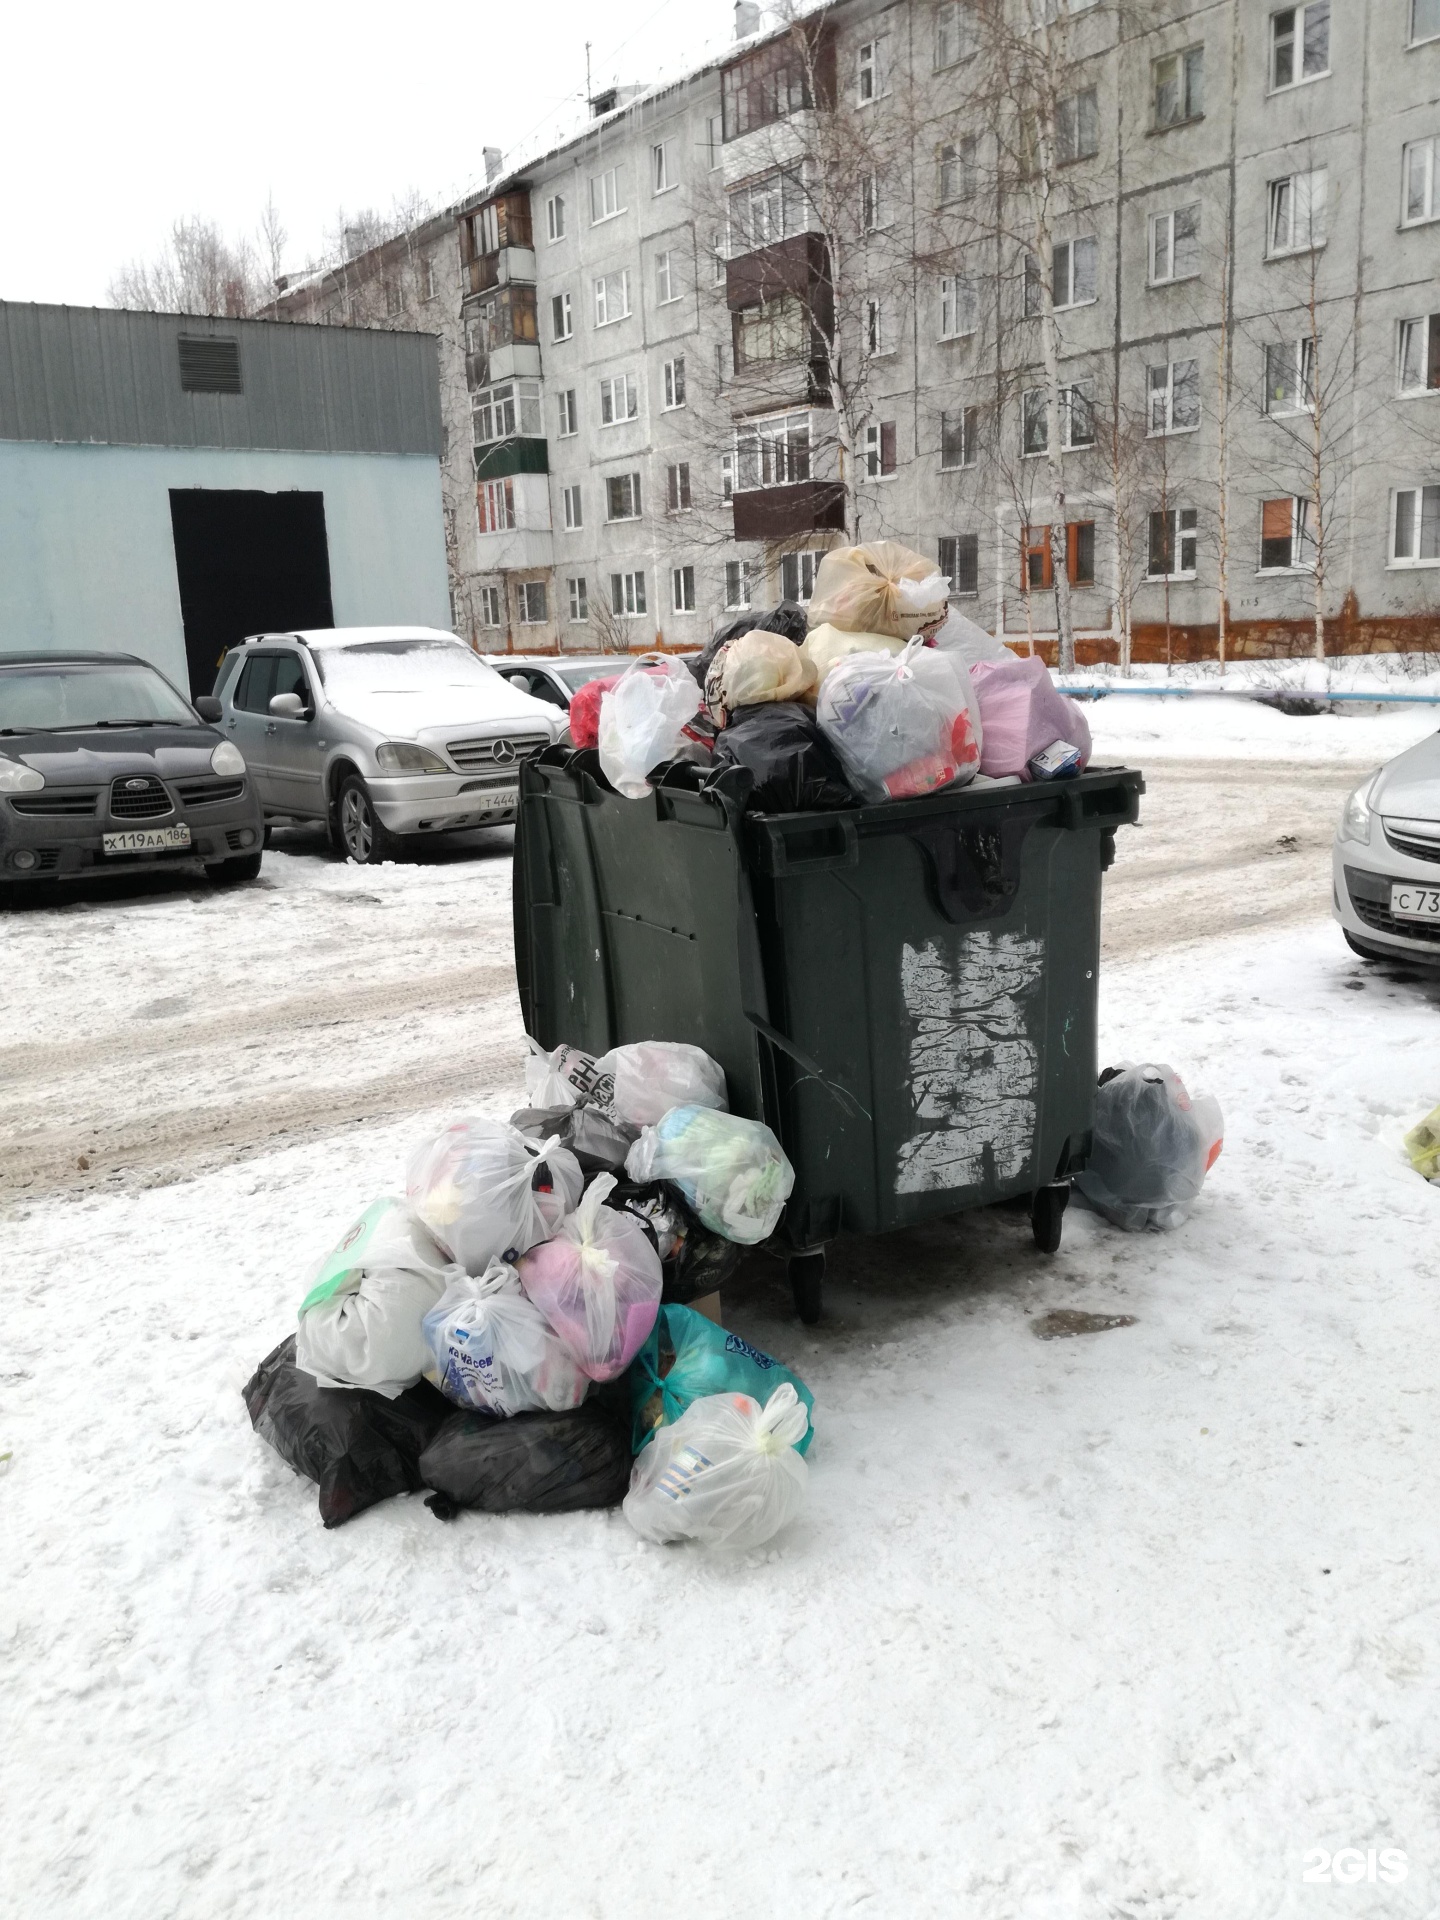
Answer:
[894,929,1044,1195]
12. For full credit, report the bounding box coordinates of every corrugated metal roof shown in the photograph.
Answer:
[0,302,443,457]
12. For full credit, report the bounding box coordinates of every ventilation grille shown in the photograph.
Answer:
[109,776,173,820]
[178,336,243,395]
[445,732,549,771]
[9,790,99,817]
[175,777,245,807]
[1383,821,1440,867]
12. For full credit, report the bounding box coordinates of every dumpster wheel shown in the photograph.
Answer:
[789,1250,825,1325]
[1031,1183,1070,1254]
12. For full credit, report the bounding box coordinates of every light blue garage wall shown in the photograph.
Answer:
[0,440,451,687]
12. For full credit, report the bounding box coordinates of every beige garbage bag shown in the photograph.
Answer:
[806,541,952,639]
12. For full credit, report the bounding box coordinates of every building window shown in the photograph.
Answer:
[1271,3,1330,90]
[662,356,686,409]
[652,139,677,194]
[1020,524,1054,591]
[861,175,883,233]
[1023,385,1094,453]
[667,462,692,511]
[1264,338,1316,413]
[518,581,548,624]
[562,483,583,530]
[938,135,978,205]
[858,37,885,103]
[593,269,632,327]
[546,193,566,241]
[590,167,623,223]
[707,113,723,169]
[724,560,752,609]
[722,34,813,139]
[557,388,578,436]
[736,411,811,488]
[655,250,679,304]
[939,275,978,340]
[865,299,887,355]
[1403,138,1439,225]
[736,293,807,367]
[1392,485,1440,562]
[671,565,696,612]
[1150,204,1202,283]
[568,576,589,622]
[780,549,826,601]
[1068,520,1096,586]
[421,258,436,301]
[606,472,642,521]
[479,584,503,627]
[728,169,808,253]
[552,291,572,341]
[938,532,979,596]
[712,231,727,284]
[1056,86,1099,163]
[1414,0,1440,45]
[472,379,543,446]
[1148,357,1201,434]
[1400,315,1440,393]
[1149,506,1200,578]
[1153,47,1204,127]
[863,421,898,477]
[721,451,735,503]
[477,478,515,534]
[935,0,975,70]
[1268,169,1327,255]
[1260,496,1316,570]
[599,374,638,426]
[940,406,978,470]
[610,570,647,616]
[1053,236,1098,309]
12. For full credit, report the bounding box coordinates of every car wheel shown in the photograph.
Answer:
[336,773,402,865]
[205,851,263,886]
[262,823,275,849]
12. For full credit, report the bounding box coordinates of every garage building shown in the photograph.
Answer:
[0,301,451,697]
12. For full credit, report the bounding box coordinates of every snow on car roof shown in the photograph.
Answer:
[245,627,465,650]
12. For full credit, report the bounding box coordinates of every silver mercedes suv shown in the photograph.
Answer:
[212,627,564,862]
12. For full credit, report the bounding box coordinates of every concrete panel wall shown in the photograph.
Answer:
[0,442,451,686]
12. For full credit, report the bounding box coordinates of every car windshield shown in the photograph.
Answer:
[557,663,624,693]
[314,639,504,697]
[0,661,196,732]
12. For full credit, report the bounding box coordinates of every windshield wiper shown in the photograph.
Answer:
[0,725,58,735]
[88,719,170,728]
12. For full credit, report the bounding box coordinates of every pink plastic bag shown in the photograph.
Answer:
[969,655,1093,780]
[516,1173,662,1381]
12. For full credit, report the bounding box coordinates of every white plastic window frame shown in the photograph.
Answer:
[567,576,589,622]
[1149,204,1202,285]
[1398,314,1440,394]
[1402,137,1439,227]
[671,564,697,613]
[589,168,624,224]
[1147,505,1200,579]
[1389,484,1440,565]
[1269,2,1331,94]
[561,483,583,531]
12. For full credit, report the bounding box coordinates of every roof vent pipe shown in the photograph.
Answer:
[484,146,503,184]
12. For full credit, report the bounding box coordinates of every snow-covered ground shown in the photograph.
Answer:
[1085,690,1436,767]
[3,700,1439,1919]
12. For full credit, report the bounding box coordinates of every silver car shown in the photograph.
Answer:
[212,626,564,863]
[486,653,627,720]
[1333,728,1440,964]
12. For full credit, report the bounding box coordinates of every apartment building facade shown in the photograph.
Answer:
[274,0,1440,659]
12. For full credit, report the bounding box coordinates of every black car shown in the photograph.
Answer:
[0,651,265,888]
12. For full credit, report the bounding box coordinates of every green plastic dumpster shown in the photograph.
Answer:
[514,749,1143,1321]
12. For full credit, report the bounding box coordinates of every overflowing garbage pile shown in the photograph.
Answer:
[569,540,1095,811]
[244,1039,816,1548]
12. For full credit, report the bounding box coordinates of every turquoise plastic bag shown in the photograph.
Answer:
[628,1304,815,1456]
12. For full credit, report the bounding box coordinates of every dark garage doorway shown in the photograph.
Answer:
[169,489,335,697]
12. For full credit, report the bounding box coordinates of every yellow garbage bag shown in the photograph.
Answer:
[1403,1104,1440,1181]
[806,541,952,639]
[800,622,906,688]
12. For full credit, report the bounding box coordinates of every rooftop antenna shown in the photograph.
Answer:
[585,40,592,102]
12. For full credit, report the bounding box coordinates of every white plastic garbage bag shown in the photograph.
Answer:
[421,1258,590,1416]
[1074,1064,1224,1232]
[406,1117,582,1273]
[295,1198,458,1398]
[625,1106,794,1245]
[524,1037,601,1110]
[517,1173,664,1380]
[622,1384,810,1548]
[815,638,981,803]
[929,607,1013,667]
[598,656,704,798]
[594,1041,728,1128]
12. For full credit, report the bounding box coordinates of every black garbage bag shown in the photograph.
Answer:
[709,701,856,813]
[243,1334,451,1529]
[419,1403,633,1518]
[605,1179,745,1304]
[688,599,808,686]
[510,1102,637,1176]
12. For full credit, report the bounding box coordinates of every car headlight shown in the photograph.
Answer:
[210,741,246,777]
[376,741,450,773]
[0,757,44,793]
[1339,777,1375,844]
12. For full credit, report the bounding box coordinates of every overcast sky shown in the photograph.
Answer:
[2,0,740,308]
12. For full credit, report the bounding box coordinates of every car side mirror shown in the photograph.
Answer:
[269,692,307,719]
[193,696,222,722]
